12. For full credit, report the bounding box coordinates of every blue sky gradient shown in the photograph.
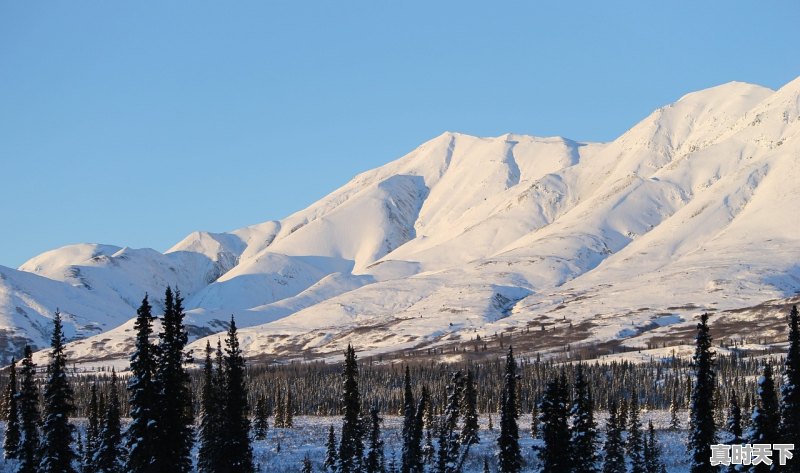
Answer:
[1,1,798,267]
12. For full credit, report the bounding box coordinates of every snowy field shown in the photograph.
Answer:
[0,410,692,472]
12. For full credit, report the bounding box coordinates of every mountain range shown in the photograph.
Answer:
[3,76,800,366]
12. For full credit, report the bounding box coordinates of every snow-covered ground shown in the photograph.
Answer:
[2,75,799,368]
[0,411,694,472]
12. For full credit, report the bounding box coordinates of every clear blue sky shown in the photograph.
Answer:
[1,1,798,268]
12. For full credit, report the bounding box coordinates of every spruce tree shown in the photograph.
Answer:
[284,383,294,428]
[198,340,224,473]
[461,369,480,448]
[498,347,523,473]
[437,371,463,473]
[3,357,20,460]
[570,364,598,473]
[643,420,664,473]
[538,372,569,473]
[781,304,800,473]
[253,394,269,440]
[302,455,314,473]
[365,405,385,473]
[274,389,285,428]
[153,287,193,472]
[94,370,125,473]
[748,363,779,473]
[339,344,363,473]
[688,313,716,473]
[39,310,77,473]
[530,402,539,439]
[668,399,681,431]
[126,295,160,473]
[725,392,742,445]
[18,345,40,473]
[602,401,625,473]
[401,366,416,473]
[419,386,435,468]
[324,425,339,472]
[627,393,645,473]
[220,316,254,472]
[84,383,100,473]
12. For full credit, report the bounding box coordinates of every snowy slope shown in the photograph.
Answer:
[9,76,800,365]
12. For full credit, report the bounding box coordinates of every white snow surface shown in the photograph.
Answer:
[5,77,800,365]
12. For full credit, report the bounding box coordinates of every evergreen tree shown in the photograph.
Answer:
[419,387,435,467]
[220,316,254,472]
[94,370,125,473]
[483,457,490,473]
[688,313,716,473]
[668,399,681,431]
[198,340,224,473]
[365,405,385,473]
[84,383,100,473]
[530,402,539,439]
[339,344,363,473]
[126,295,160,473]
[302,455,314,473]
[602,401,625,473]
[570,364,598,473]
[253,394,269,440]
[627,393,645,473]
[781,304,800,473]
[39,310,77,473]
[538,372,569,473]
[497,347,523,473]
[401,366,416,473]
[643,420,664,473]
[725,392,742,445]
[274,388,285,428]
[748,363,779,473]
[153,287,193,473]
[3,358,20,460]
[18,345,40,473]
[461,369,480,448]
[324,425,339,472]
[284,383,294,428]
[437,371,463,473]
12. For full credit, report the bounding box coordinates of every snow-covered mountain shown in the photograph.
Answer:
[5,76,800,366]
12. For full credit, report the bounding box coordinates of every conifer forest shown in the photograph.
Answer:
[2,288,800,472]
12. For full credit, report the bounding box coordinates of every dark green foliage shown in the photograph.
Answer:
[538,371,568,473]
[688,313,716,473]
[339,344,363,473]
[602,401,625,473]
[498,347,522,473]
[18,345,39,473]
[461,369,480,447]
[126,295,160,473]
[437,370,463,473]
[302,455,314,473]
[781,305,800,472]
[627,394,645,473]
[365,405,385,473]
[570,364,598,473]
[94,370,125,473]
[198,341,223,473]
[40,310,77,473]
[401,366,415,473]
[725,392,742,444]
[220,316,255,472]
[324,425,338,472]
[284,383,294,428]
[84,384,100,473]
[3,358,20,460]
[748,363,779,473]
[253,394,269,440]
[643,420,664,473]
[153,287,194,472]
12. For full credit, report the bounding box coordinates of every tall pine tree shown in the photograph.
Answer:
[84,383,100,473]
[437,371,463,473]
[570,364,598,473]
[748,363,779,473]
[220,316,254,473]
[153,287,194,472]
[688,313,716,473]
[126,295,160,473]
[39,309,77,473]
[725,392,742,445]
[365,405,385,473]
[627,393,646,473]
[3,357,20,460]
[781,304,800,472]
[324,425,338,472]
[401,366,416,473]
[94,370,125,473]
[538,371,569,473]
[643,420,664,473]
[198,340,224,473]
[498,347,523,473]
[602,401,625,473]
[339,344,363,473]
[18,345,40,473]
